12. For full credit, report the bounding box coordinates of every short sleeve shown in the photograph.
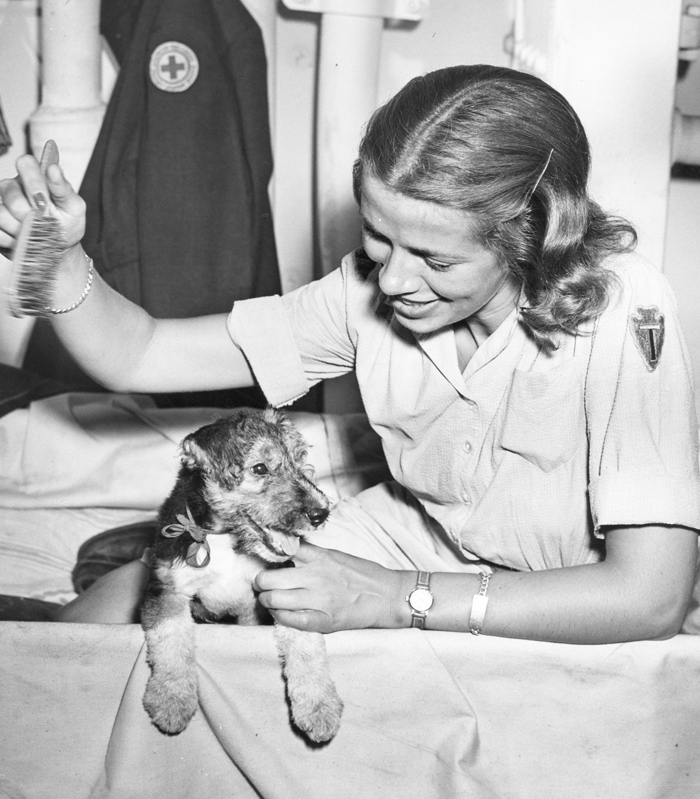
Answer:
[227,295,309,407]
[587,254,700,534]
[227,254,368,407]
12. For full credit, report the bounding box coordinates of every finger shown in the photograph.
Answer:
[15,154,49,209]
[0,185,23,248]
[253,567,301,592]
[0,177,33,220]
[292,540,328,564]
[0,233,15,252]
[271,609,330,633]
[0,206,21,241]
[257,587,311,612]
[0,178,14,199]
[39,140,59,172]
[44,162,82,213]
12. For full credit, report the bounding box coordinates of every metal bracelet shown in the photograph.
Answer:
[469,571,491,635]
[47,254,94,315]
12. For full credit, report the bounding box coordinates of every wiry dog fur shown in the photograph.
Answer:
[140,408,343,743]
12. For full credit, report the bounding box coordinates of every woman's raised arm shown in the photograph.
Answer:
[0,149,255,393]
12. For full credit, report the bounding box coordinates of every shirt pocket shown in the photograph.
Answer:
[499,359,585,473]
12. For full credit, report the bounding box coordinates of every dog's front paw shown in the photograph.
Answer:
[288,679,344,743]
[142,673,199,735]
[275,626,344,743]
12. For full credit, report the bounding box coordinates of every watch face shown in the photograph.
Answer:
[409,587,434,613]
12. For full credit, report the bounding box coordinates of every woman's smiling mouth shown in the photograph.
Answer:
[387,296,441,317]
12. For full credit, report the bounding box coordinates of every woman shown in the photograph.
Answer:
[1,65,698,642]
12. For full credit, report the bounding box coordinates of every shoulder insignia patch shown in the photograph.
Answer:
[629,305,664,371]
[149,42,199,93]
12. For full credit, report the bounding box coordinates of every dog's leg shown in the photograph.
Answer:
[274,624,343,743]
[141,586,199,735]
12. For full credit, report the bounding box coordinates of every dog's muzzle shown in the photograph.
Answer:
[307,508,329,528]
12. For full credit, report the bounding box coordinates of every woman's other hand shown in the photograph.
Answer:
[254,542,414,633]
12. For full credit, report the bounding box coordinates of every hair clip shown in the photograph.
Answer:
[528,148,554,199]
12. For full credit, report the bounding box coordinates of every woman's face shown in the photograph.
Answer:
[359,175,520,336]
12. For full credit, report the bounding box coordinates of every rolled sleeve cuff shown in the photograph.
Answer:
[591,472,700,536]
[227,296,310,408]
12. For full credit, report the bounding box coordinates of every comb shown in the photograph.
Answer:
[8,140,67,318]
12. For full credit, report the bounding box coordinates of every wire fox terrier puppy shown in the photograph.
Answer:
[141,408,343,743]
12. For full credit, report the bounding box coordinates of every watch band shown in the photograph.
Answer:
[407,570,433,629]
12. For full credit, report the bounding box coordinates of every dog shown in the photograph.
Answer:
[140,408,343,743]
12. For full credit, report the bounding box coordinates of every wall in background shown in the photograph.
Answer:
[0,0,39,181]
[665,178,700,420]
[667,14,700,417]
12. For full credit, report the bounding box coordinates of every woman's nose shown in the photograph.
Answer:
[378,251,421,296]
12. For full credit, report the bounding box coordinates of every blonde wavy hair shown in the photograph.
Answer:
[353,65,637,350]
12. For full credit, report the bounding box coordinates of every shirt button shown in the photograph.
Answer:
[464,441,472,454]
[462,493,472,505]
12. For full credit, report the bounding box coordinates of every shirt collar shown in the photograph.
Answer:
[414,306,525,397]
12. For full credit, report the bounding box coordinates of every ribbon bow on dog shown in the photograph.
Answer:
[161,506,211,568]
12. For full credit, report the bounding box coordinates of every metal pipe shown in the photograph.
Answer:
[315,11,383,275]
[281,0,428,276]
[30,0,105,187]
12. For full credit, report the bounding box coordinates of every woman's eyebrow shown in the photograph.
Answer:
[361,215,464,261]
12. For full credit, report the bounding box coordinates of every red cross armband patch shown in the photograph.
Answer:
[629,306,665,371]
[149,42,199,93]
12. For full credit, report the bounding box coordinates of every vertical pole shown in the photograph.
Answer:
[315,12,383,276]
[30,0,105,187]
[280,0,428,279]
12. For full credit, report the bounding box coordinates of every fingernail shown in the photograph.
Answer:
[33,192,47,211]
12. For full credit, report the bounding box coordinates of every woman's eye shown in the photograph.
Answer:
[251,463,269,475]
[425,258,453,271]
[362,224,389,245]
[362,229,390,260]
[361,223,377,238]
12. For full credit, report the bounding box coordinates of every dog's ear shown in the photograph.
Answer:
[181,436,211,473]
[265,407,308,464]
[281,420,309,466]
[180,423,243,490]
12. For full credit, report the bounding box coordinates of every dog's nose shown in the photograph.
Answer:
[307,508,329,527]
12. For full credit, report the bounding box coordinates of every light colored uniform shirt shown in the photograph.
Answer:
[228,250,700,572]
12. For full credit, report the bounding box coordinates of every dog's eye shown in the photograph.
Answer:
[251,463,269,476]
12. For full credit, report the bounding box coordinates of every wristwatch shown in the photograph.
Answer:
[406,571,433,629]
